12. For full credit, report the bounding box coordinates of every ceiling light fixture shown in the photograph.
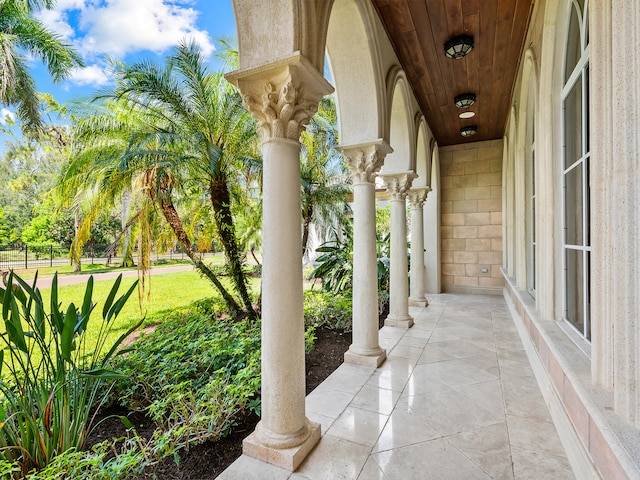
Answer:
[454,93,476,108]
[459,111,476,119]
[460,125,478,137]
[444,35,474,59]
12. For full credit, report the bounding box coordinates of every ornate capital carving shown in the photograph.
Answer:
[242,79,320,141]
[381,173,416,201]
[226,53,333,143]
[340,141,392,184]
[408,188,428,208]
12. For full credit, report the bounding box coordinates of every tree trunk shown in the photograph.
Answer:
[120,186,134,267]
[302,203,313,259]
[73,208,81,272]
[209,178,256,319]
[158,194,241,316]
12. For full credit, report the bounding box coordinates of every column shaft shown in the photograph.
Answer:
[409,188,429,307]
[382,173,415,328]
[342,143,389,367]
[261,139,307,438]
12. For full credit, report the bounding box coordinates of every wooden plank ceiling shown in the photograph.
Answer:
[372,0,534,146]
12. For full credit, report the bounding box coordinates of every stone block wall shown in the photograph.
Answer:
[439,139,504,293]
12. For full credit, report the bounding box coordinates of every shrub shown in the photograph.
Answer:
[108,304,261,454]
[0,272,139,477]
[303,290,352,331]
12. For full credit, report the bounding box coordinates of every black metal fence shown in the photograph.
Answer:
[0,244,189,269]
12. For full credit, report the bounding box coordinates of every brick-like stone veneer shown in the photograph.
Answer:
[503,276,640,479]
[440,139,504,293]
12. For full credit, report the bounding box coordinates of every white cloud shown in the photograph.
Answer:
[40,0,214,59]
[0,108,15,125]
[68,64,110,87]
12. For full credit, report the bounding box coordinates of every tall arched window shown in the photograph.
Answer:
[562,0,590,340]
[526,79,536,295]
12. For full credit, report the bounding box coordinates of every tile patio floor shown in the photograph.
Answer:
[220,294,575,479]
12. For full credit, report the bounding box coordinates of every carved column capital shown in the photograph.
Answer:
[381,172,417,201]
[408,186,431,209]
[340,141,392,184]
[226,53,334,143]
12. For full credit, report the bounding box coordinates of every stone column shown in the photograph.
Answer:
[381,173,416,328]
[226,54,333,469]
[341,142,391,367]
[591,0,640,428]
[408,187,430,307]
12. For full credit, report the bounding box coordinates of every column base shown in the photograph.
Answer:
[242,418,321,471]
[384,314,414,328]
[344,346,387,367]
[408,297,428,307]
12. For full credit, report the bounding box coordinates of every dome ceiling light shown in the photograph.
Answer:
[454,93,476,108]
[459,111,476,119]
[444,35,474,59]
[460,125,478,137]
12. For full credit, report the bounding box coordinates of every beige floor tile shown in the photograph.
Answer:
[326,406,389,447]
[397,335,429,349]
[306,388,353,419]
[456,379,506,421]
[293,434,371,480]
[506,415,566,457]
[406,387,504,436]
[372,437,491,480]
[511,446,575,479]
[448,422,515,479]
[388,344,424,360]
[350,385,402,415]
[372,397,442,453]
[317,363,374,395]
[409,357,499,388]
[367,356,416,392]
[218,455,291,480]
[357,457,389,479]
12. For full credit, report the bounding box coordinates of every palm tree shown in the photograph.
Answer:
[61,41,261,318]
[0,0,84,134]
[300,96,352,260]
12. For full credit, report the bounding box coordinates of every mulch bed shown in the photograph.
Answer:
[89,325,352,479]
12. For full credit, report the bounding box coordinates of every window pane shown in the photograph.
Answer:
[585,65,590,153]
[564,78,582,169]
[565,5,582,82]
[565,163,583,246]
[565,248,584,333]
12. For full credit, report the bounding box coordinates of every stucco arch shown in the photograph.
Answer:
[424,140,441,293]
[381,66,416,174]
[232,0,333,72]
[326,0,386,146]
[513,47,540,291]
[414,116,432,188]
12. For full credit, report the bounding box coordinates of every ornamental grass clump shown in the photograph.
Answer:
[0,271,140,477]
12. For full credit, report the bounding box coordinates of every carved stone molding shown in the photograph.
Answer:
[407,187,430,209]
[243,79,320,141]
[340,142,391,184]
[381,173,417,201]
[226,53,333,143]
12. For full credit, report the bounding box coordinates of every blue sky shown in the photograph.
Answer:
[1,0,237,126]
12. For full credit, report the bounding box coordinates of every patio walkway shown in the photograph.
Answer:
[221,293,575,479]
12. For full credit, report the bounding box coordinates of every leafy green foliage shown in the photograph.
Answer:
[303,290,353,331]
[309,229,354,294]
[108,300,261,453]
[0,272,139,477]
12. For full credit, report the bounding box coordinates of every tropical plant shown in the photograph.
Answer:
[309,228,353,294]
[60,41,261,318]
[0,0,83,134]
[0,271,139,476]
[108,299,261,456]
[300,96,351,259]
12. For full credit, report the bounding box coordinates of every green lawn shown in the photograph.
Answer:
[34,269,257,357]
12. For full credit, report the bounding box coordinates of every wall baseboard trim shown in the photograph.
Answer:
[442,284,503,296]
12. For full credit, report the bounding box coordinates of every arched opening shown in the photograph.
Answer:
[425,142,441,293]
